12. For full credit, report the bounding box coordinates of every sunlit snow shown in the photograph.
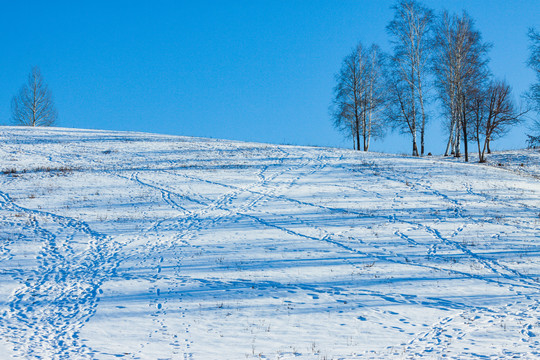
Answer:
[0,126,539,359]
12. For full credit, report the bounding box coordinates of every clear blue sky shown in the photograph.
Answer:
[1,1,538,153]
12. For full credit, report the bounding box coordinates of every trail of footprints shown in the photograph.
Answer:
[0,190,121,359]
[1,142,539,359]
[123,147,295,358]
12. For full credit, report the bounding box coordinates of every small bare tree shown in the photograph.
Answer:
[11,67,57,126]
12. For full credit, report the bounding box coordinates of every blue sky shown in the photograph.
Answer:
[1,1,538,154]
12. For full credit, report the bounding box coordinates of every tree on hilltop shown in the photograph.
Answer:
[386,0,433,157]
[526,28,540,148]
[470,80,525,162]
[432,10,491,161]
[331,42,386,151]
[11,67,57,127]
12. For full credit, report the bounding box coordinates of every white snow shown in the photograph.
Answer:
[0,126,539,359]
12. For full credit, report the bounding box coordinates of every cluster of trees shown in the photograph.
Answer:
[332,0,538,161]
[7,3,540,160]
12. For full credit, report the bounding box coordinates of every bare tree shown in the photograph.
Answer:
[331,43,386,151]
[11,67,57,127]
[332,44,364,150]
[526,28,540,146]
[385,65,419,151]
[362,44,387,151]
[527,119,540,148]
[470,80,525,162]
[386,0,433,156]
[527,28,540,110]
[432,11,491,161]
[469,86,488,159]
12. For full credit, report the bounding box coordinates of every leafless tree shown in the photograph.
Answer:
[11,67,57,127]
[332,44,363,150]
[331,43,386,151]
[526,28,540,147]
[470,80,525,162]
[362,44,387,151]
[386,0,433,156]
[432,11,491,161]
[385,65,419,151]
[527,119,540,148]
[527,28,540,110]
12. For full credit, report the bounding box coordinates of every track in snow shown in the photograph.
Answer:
[0,126,539,359]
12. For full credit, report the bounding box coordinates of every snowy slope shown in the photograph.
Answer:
[0,126,539,359]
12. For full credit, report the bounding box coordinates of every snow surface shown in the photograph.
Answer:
[0,126,539,359]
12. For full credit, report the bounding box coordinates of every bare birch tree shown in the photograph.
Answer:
[386,0,433,156]
[432,11,490,161]
[331,43,386,151]
[11,67,57,127]
[362,44,387,151]
[332,44,364,150]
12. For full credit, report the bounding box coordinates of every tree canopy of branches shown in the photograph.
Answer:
[331,42,386,151]
[469,80,524,162]
[386,0,433,156]
[527,28,540,110]
[526,28,540,148]
[526,119,540,149]
[432,11,491,161]
[11,67,57,127]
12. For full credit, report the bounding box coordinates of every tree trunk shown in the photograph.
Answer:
[480,137,488,163]
[462,121,468,162]
[417,74,427,157]
[420,123,425,156]
[366,109,371,151]
[477,137,482,163]
[462,94,468,162]
[362,110,368,151]
[444,117,455,156]
[410,65,418,157]
[412,127,419,156]
[454,98,461,158]
[475,113,483,162]
[455,128,461,158]
[355,118,360,151]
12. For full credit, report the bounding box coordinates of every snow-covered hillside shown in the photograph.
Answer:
[1,126,539,359]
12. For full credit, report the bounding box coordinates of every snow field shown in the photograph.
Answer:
[0,126,539,359]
